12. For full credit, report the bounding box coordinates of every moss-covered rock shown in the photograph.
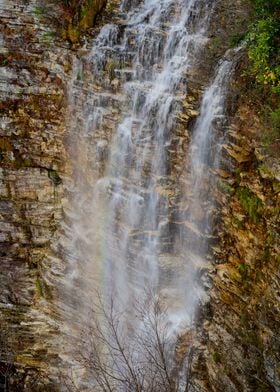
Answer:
[55,0,108,43]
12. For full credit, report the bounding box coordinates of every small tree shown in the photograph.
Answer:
[62,292,194,391]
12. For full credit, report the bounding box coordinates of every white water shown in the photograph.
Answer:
[60,0,239,386]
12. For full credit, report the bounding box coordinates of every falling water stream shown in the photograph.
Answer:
[60,0,240,388]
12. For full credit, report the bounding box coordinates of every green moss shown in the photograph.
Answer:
[208,36,223,55]
[223,365,231,376]
[106,58,118,80]
[266,229,276,245]
[40,31,56,46]
[238,263,249,282]
[261,130,279,148]
[238,263,248,274]
[66,24,80,44]
[245,330,263,349]
[0,58,9,67]
[13,154,33,169]
[270,107,280,131]
[33,6,45,18]
[58,0,107,43]
[35,278,43,297]
[273,180,280,192]
[262,247,270,261]
[230,32,246,47]
[22,158,33,167]
[35,277,53,300]
[217,178,235,194]
[80,4,89,18]
[255,385,269,392]
[77,70,83,81]
[240,312,249,326]
[258,163,271,177]
[212,351,221,363]
[107,0,117,12]
[48,169,62,186]
[231,216,244,229]
[237,187,263,223]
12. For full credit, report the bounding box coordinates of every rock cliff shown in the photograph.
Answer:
[0,0,106,389]
[199,73,280,391]
[0,0,279,391]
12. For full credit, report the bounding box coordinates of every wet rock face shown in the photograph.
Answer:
[0,0,278,391]
[39,0,108,43]
[0,0,70,388]
[191,70,280,391]
[0,0,110,386]
[209,112,279,391]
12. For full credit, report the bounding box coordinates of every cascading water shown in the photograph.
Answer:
[59,0,240,388]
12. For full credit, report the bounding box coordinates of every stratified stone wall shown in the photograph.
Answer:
[0,1,70,388]
[0,0,278,391]
[204,96,280,392]
[190,61,280,392]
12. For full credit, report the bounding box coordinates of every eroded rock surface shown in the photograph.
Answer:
[0,0,76,389]
[0,0,279,391]
[191,68,280,392]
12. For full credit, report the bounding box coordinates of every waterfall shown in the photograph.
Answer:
[59,0,240,387]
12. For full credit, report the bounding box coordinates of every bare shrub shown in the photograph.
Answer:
[63,292,194,391]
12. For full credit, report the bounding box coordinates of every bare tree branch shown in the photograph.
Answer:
[61,291,194,392]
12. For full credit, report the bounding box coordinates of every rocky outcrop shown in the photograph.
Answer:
[0,0,156,387]
[190,60,280,391]
[0,0,106,389]
[37,0,108,43]
[0,0,278,391]
[205,98,279,391]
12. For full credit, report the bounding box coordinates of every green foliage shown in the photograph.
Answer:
[247,0,280,93]
[237,187,263,223]
[250,0,280,14]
